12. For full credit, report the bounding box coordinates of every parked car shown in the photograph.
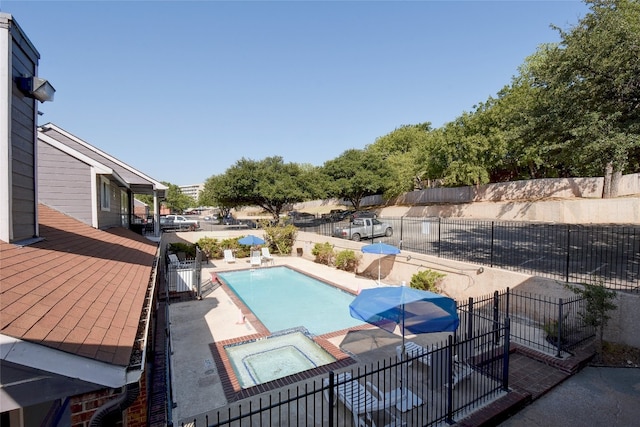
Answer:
[222,215,236,225]
[160,215,199,231]
[322,209,354,222]
[352,210,377,219]
[333,217,393,241]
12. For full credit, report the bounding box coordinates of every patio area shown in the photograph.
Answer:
[167,254,468,426]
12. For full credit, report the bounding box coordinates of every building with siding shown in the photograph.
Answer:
[1,13,164,427]
[37,123,167,235]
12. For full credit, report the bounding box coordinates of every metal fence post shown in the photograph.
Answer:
[493,290,500,346]
[438,217,442,258]
[565,225,571,283]
[399,216,404,249]
[490,221,495,268]
[502,317,511,391]
[446,335,454,425]
[328,371,335,427]
[467,297,474,340]
[556,299,564,358]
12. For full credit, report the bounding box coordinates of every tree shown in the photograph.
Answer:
[368,123,432,196]
[322,149,391,209]
[567,282,617,363]
[530,0,640,196]
[417,112,503,187]
[221,156,310,220]
[198,174,236,218]
[162,182,195,213]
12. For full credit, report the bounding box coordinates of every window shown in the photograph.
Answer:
[100,177,111,211]
[120,190,129,227]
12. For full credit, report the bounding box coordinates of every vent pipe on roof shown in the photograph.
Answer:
[88,382,140,427]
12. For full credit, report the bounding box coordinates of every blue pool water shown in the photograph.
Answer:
[225,329,337,388]
[218,267,364,335]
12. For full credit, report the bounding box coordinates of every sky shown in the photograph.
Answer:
[2,0,589,186]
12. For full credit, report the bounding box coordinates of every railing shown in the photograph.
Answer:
[180,323,510,427]
[305,217,639,291]
[457,289,595,357]
[164,246,203,296]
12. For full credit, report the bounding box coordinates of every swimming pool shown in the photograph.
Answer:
[218,267,364,335]
[225,329,337,388]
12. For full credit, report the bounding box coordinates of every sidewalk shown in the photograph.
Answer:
[456,343,595,426]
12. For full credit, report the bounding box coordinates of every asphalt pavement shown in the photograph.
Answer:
[499,366,640,427]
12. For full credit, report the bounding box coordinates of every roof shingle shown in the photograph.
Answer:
[0,204,158,366]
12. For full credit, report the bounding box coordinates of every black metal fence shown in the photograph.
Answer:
[458,289,595,358]
[304,217,639,291]
[180,322,510,427]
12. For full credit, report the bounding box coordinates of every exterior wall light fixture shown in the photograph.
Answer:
[16,76,55,102]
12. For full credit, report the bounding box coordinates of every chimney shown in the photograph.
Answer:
[0,13,51,243]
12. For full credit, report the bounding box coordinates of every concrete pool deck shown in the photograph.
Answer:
[168,254,404,425]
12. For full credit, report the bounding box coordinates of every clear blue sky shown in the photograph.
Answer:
[2,1,588,186]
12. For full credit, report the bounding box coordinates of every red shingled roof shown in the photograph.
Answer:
[0,204,158,366]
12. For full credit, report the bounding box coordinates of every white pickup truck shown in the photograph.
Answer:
[160,215,200,231]
[333,218,393,241]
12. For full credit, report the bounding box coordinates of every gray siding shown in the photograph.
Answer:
[96,178,124,229]
[10,22,39,241]
[37,141,93,225]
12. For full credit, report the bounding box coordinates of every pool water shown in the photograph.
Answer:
[218,267,364,335]
[225,330,336,388]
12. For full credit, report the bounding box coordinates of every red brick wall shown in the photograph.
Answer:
[126,374,148,427]
[70,376,147,427]
[70,388,120,427]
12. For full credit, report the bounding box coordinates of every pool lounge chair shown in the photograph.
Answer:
[223,249,236,263]
[401,341,473,389]
[323,372,402,427]
[250,250,262,267]
[261,247,274,265]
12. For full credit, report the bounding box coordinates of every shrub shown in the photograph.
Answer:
[262,222,298,255]
[410,269,445,292]
[196,237,221,259]
[168,242,196,258]
[334,249,360,272]
[311,242,335,265]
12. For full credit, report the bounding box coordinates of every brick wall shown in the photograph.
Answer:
[70,376,147,427]
[70,388,120,427]
[127,374,148,427]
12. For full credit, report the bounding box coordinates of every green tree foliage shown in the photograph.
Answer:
[369,123,432,196]
[419,111,506,187]
[198,174,236,218]
[526,0,640,195]
[567,281,618,362]
[322,149,392,209]
[162,182,196,213]
[203,157,311,220]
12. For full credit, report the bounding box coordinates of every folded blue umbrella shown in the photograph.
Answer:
[238,235,265,246]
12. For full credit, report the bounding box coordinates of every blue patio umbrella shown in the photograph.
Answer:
[361,242,401,285]
[349,283,459,410]
[349,284,459,352]
[238,235,266,246]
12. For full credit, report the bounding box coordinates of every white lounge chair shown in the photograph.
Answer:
[323,372,401,427]
[261,247,274,265]
[223,249,236,263]
[401,341,473,389]
[324,372,381,426]
[250,250,262,267]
